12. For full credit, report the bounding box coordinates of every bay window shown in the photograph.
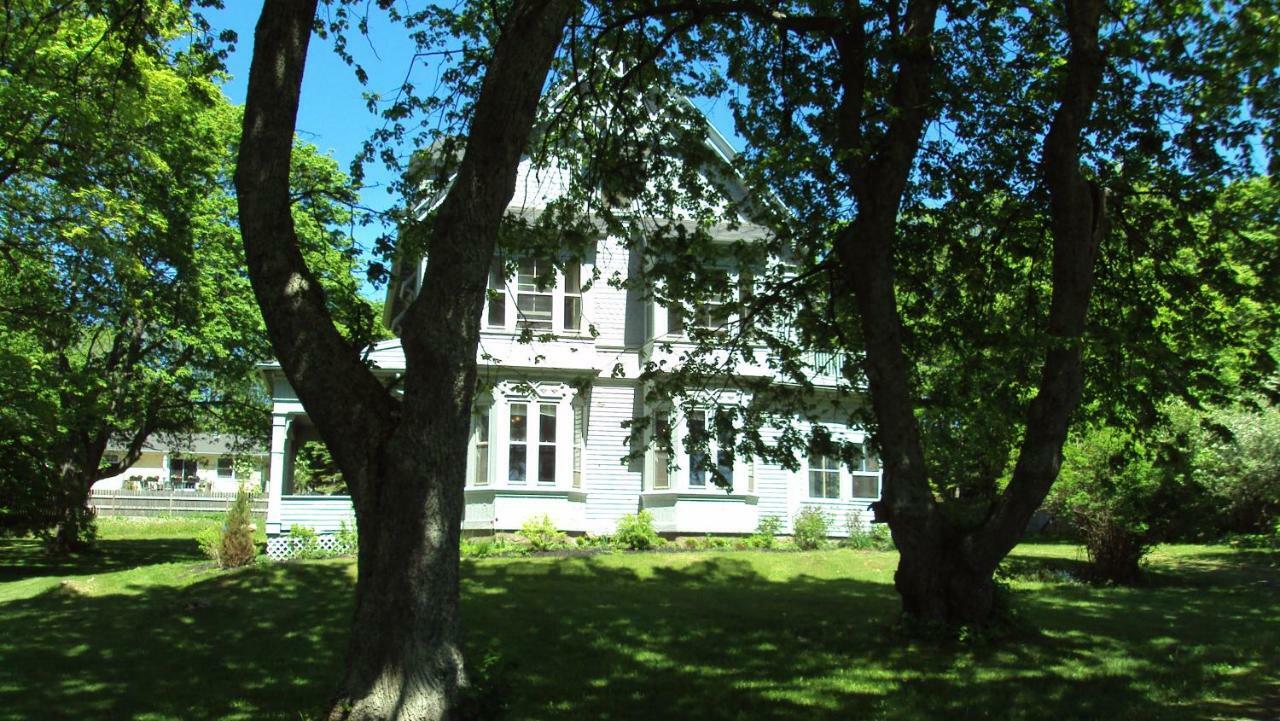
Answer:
[646,405,747,493]
[473,409,490,486]
[467,383,580,490]
[508,403,528,483]
[538,404,557,484]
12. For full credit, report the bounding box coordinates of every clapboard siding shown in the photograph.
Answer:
[583,382,643,532]
[280,496,356,534]
[590,237,631,347]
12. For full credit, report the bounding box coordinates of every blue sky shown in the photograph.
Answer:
[208,4,419,293]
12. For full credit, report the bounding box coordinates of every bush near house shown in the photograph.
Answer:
[792,507,831,550]
[519,514,569,551]
[614,510,662,550]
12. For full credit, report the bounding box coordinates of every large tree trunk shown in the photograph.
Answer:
[829,0,1105,626]
[49,462,96,553]
[236,1,571,719]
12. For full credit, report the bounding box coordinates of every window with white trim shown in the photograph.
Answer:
[665,271,753,336]
[516,260,553,331]
[666,406,741,492]
[217,457,234,480]
[687,410,708,487]
[571,400,587,489]
[487,263,506,327]
[508,403,528,483]
[852,443,881,498]
[651,411,672,490]
[537,404,557,484]
[483,258,586,335]
[473,409,490,486]
[808,452,841,499]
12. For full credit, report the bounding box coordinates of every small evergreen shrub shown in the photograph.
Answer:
[518,514,568,551]
[746,515,784,549]
[792,506,831,550]
[199,488,258,568]
[615,510,662,550]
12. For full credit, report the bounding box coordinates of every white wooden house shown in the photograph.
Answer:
[92,433,266,494]
[261,114,881,555]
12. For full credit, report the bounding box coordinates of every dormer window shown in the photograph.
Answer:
[484,257,586,335]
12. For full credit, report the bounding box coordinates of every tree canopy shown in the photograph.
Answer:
[0,0,376,549]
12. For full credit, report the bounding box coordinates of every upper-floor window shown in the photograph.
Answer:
[485,258,585,335]
[664,271,753,337]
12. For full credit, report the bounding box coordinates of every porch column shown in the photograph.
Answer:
[266,413,290,535]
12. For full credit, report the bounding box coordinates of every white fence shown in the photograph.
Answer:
[89,489,267,517]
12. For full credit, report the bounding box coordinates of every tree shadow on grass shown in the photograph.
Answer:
[0,551,1275,721]
[0,537,207,581]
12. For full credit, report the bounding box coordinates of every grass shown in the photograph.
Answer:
[1,519,1277,720]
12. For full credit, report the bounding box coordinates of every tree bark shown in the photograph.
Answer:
[236,1,571,719]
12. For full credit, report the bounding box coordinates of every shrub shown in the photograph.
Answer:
[842,512,895,550]
[746,515,783,549]
[288,524,321,560]
[461,537,527,559]
[1045,426,1164,584]
[792,506,831,550]
[576,533,616,551]
[518,514,568,551]
[615,510,662,550]
[199,488,258,568]
[335,520,358,555]
[1196,398,1280,534]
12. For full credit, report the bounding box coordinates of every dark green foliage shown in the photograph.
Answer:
[0,0,377,546]
[843,522,894,552]
[291,442,348,495]
[196,489,258,569]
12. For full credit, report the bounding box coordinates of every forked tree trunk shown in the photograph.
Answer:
[894,534,997,625]
[830,0,1105,627]
[236,1,571,719]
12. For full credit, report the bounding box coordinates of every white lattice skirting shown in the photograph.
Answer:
[266,534,356,560]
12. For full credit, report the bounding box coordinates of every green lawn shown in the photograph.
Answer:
[1,519,1276,721]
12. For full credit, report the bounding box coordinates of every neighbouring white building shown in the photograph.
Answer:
[260,112,882,554]
[91,433,267,494]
